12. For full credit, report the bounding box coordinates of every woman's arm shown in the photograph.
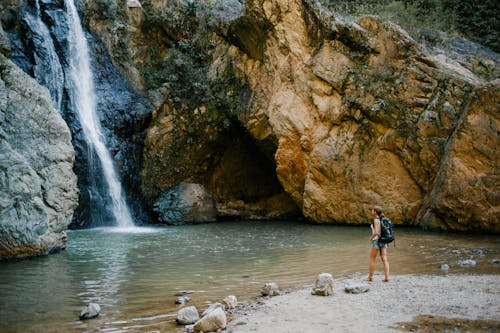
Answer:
[370,218,380,241]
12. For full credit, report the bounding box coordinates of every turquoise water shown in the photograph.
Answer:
[0,221,498,332]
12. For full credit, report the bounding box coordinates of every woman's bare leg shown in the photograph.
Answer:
[381,248,390,281]
[368,248,378,281]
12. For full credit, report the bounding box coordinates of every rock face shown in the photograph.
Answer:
[207,0,499,232]
[0,54,78,260]
[10,0,494,232]
[3,0,152,228]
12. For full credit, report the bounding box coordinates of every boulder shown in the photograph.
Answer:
[344,282,370,294]
[261,282,281,296]
[193,307,227,332]
[79,303,100,320]
[311,273,334,296]
[202,302,225,317]
[153,182,217,224]
[177,306,200,325]
[222,295,238,309]
[0,54,78,260]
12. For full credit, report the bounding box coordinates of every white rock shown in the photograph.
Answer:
[193,307,226,332]
[177,306,200,325]
[79,303,100,320]
[458,259,477,267]
[202,302,225,317]
[440,264,450,270]
[175,295,192,304]
[222,295,238,309]
[261,282,281,296]
[344,282,370,294]
[311,272,333,296]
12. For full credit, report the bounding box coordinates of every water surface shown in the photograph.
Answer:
[0,221,498,332]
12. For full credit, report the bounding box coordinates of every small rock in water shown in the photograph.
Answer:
[344,282,370,294]
[458,259,477,267]
[222,295,238,309]
[261,282,281,296]
[202,302,226,317]
[175,296,192,305]
[440,264,450,271]
[490,258,500,264]
[311,272,333,296]
[79,303,100,320]
[193,307,227,332]
[177,306,200,325]
[471,249,484,255]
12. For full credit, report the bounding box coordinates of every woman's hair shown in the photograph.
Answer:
[373,205,384,217]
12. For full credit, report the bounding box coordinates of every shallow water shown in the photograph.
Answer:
[0,221,498,332]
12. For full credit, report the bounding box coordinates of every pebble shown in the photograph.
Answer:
[457,259,477,267]
[440,264,450,271]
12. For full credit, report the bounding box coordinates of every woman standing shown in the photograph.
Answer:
[367,205,390,282]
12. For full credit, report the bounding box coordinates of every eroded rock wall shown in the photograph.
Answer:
[71,0,497,231]
[208,0,498,231]
[0,54,78,259]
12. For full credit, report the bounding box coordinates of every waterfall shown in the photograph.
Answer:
[64,0,134,228]
[25,0,64,111]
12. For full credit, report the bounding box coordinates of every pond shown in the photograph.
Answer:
[0,220,498,332]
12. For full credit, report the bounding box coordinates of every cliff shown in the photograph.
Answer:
[2,0,498,233]
[207,0,499,231]
[0,53,78,259]
[80,0,498,231]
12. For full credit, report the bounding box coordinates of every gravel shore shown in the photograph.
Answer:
[229,274,500,333]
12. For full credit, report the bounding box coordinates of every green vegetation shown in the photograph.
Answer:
[318,0,499,52]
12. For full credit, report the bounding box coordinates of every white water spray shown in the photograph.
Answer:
[64,0,134,227]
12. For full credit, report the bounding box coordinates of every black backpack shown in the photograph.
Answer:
[378,216,395,247]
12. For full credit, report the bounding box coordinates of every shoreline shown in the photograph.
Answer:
[226,273,500,333]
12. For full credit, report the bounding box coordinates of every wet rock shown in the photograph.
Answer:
[261,282,281,296]
[175,296,192,305]
[440,264,450,271]
[79,303,100,320]
[489,259,500,264]
[202,303,225,317]
[153,182,217,224]
[193,307,227,332]
[311,273,334,296]
[471,249,484,255]
[177,306,200,325]
[344,282,370,294]
[458,259,477,267]
[222,295,238,309]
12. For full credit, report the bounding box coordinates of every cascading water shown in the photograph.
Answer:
[64,0,134,228]
[24,0,64,111]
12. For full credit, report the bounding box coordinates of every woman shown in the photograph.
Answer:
[367,205,390,282]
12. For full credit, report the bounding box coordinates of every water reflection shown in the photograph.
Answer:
[0,221,498,333]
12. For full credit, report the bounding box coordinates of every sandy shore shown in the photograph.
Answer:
[228,273,500,333]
